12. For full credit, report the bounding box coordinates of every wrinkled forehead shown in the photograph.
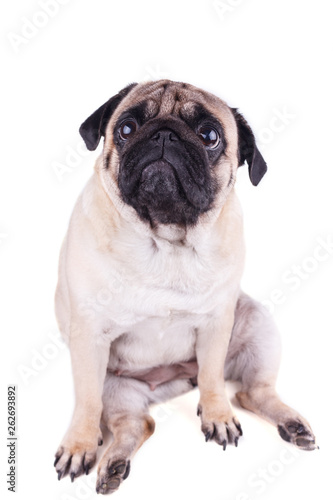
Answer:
[110,80,237,140]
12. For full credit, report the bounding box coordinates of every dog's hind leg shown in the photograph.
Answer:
[225,292,318,450]
[96,411,155,494]
[96,375,155,494]
[96,373,191,494]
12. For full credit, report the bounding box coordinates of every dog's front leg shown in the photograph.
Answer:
[196,306,242,449]
[54,321,110,481]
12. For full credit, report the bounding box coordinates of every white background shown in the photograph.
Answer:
[1,0,333,499]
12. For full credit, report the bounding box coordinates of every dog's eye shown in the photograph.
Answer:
[197,126,220,149]
[120,120,137,140]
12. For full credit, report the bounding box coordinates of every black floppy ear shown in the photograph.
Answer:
[231,108,267,186]
[79,83,138,151]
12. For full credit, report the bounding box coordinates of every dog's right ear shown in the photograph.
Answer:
[231,108,267,186]
[79,83,138,151]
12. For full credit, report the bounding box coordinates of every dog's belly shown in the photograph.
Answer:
[108,361,199,391]
[107,312,198,389]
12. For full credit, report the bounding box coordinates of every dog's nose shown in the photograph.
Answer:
[151,128,179,144]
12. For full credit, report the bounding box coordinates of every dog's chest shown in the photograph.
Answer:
[100,235,229,328]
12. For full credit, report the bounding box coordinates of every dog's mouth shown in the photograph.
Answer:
[117,120,219,226]
[135,159,195,224]
[139,159,185,199]
[121,157,211,226]
[140,159,176,183]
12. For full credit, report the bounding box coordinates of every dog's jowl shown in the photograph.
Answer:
[54,80,317,495]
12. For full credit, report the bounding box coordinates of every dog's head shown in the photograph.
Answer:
[80,80,266,228]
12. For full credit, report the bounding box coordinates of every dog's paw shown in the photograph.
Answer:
[197,400,242,449]
[96,459,131,494]
[54,428,103,481]
[277,419,318,450]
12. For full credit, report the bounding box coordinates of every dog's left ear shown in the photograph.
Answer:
[231,108,267,186]
[79,83,138,151]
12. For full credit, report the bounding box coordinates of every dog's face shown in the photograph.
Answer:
[80,80,267,227]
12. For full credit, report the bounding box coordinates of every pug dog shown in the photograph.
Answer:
[54,80,317,494]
